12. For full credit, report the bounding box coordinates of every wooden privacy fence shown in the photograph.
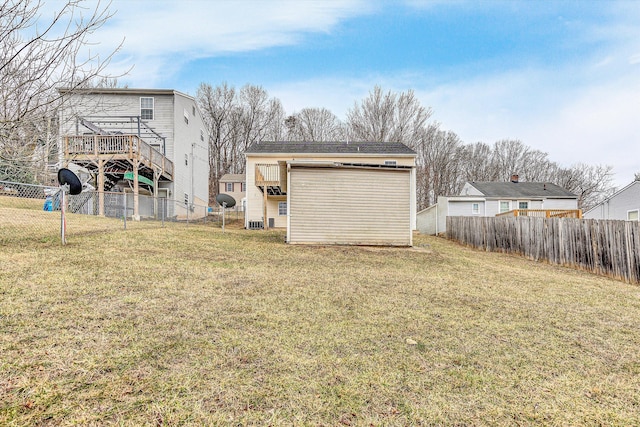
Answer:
[447,216,640,284]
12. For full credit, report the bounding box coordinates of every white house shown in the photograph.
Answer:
[418,175,579,235]
[57,88,209,219]
[244,141,417,246]
[584,179,640,221]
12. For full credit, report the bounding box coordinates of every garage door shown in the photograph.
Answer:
[288,166,411,246]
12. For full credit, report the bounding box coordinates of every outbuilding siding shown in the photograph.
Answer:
[288,166,412,245]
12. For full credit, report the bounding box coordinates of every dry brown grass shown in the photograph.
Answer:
[1,212,639,425]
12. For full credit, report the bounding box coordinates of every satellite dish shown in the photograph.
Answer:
[58,168,82,195]
[216,193,236,208]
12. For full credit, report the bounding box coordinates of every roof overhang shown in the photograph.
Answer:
[56,87,194,101]
[287,160,413,171]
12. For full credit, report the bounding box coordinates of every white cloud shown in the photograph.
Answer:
[91,0,373,87]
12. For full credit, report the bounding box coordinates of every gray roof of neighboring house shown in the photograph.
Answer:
[219,174,245,183]
[245,141,416,155]
[468,182,577,198]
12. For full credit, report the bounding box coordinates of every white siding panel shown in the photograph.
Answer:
[543,198,578,210]
[416,205,437,235]
[289,167,411,246]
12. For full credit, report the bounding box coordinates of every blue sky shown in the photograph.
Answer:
[55,0,639,187]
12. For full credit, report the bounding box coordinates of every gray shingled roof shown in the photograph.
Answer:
[245,141,416,155]
[469,182,577,198]
[219,174,245,183]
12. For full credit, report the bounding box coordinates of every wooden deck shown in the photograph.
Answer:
[255,163,287,194]
[496,209,583,219]
[64,134,174,180]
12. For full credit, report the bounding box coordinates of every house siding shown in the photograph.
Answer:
[416,204,438,235]
[58,89,209,215]
[245,153,416,230]
[422,195,577,235]
[219,181,246,209]
[584,181,640,220]
[288,166,411,245]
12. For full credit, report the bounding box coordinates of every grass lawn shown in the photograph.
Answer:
[1,213,639,425]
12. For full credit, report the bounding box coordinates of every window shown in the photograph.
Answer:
[499,201,510,213]
[183,109,189,125]
[278,201,287,216]
[140,97,154,120]
[241,182,246,192]
[518,201,529,209]
[472,203,480,214]
[184,154,188,166]
[628,210,639,221]
[200,129,204,141]
[384,160,397,166]
[192,106,196,116]
[225,182,233,192]
[184,193,189,205]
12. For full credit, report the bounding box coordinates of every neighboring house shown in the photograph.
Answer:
[57,88,209,219]
[245,141,417,246]
[418,175,579,235]
[584,179,640,221]
[219,174,246,210]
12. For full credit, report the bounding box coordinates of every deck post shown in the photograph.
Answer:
[263,184,268,230]
[153,168,159,219]
[133,159,140,221]
[98,158,105,216]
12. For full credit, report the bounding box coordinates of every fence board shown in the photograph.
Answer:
[447,216,640,285]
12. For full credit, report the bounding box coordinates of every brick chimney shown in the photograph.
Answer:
[511,174,519,183]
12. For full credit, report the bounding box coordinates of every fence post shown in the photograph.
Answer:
[60,190,67,245]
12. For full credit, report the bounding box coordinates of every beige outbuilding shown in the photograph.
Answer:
[244,141,417,246]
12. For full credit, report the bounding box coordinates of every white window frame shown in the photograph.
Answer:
[518,201,529,210]
[225,182,233,192]
[241,182,246,192]
[278,201,287,216]
[628,209,639,221]
[499,200,510,213]
[140,97,154,120]
[471,203,480,215]
[384,160,397,166]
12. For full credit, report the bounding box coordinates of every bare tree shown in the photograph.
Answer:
[346,86,431,147]
[457,142,494,182]
[197,82,283,202]
[285,107,344,141]
[197,82,237,202]
[0,0,121,183]
[553,163,615,211]
[414,123,464,209]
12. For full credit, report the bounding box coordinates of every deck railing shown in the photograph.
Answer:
[255,163,282,187]
[496,209,582,219]
[64,134,173,178]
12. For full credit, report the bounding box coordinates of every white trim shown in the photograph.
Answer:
[628,209,639,221]
[499,200,511,213]
[140,96,154,120]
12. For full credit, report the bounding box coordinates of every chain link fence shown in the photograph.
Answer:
[0,180,239,245]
